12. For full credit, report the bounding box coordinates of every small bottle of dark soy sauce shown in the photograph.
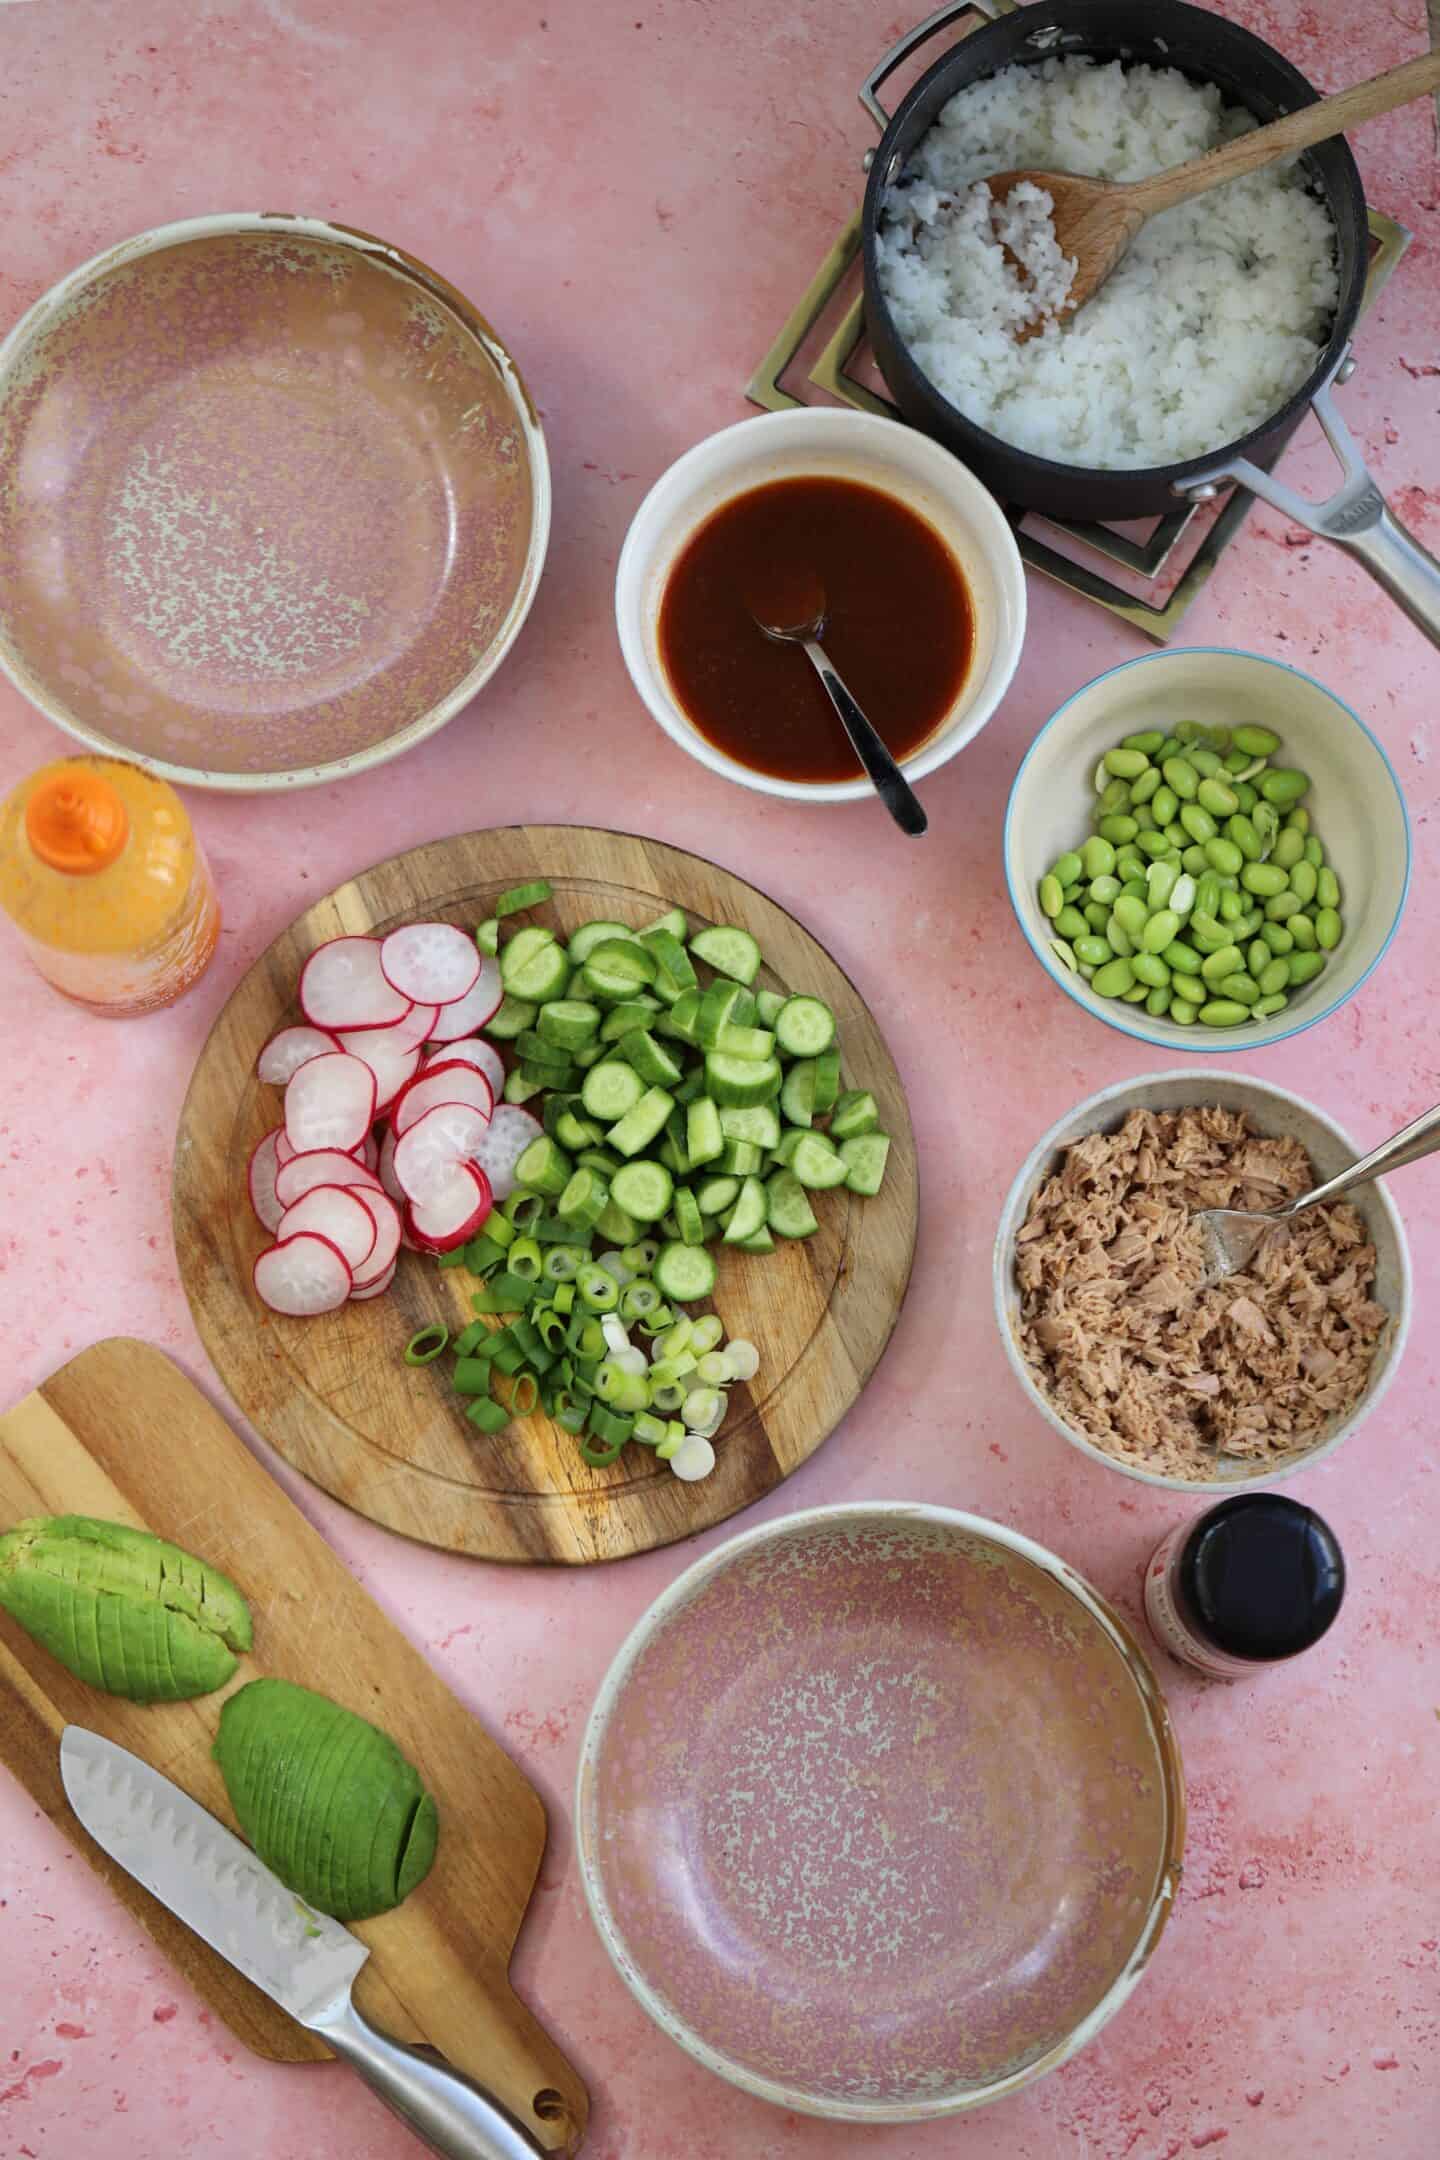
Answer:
[1144,1495,1345,1680]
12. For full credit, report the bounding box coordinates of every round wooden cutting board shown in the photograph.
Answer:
[173,827,918,1564]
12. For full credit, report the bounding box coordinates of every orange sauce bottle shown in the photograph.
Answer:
[0,757,220,1015]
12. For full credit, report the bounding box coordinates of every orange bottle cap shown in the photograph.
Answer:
[25,767,130,875]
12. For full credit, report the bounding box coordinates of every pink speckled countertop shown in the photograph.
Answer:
[2,3,1438,2157]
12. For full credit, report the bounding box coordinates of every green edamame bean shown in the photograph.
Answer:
[1252,800,1280,846]
[1266,891,1304,922]
[1223,748,1251,776]
[1216,974,1261,1007]
[1172,973,1206,1005]
[1130,766,1162,806]
[1235,781,1259,813]
[1099,814,1139,845]
[1132,952,1171,988]
[1115,850,1146,882]
[1162,757,1199,801]
[1241,861,1288,897]
[1171,874,1197,915]
[1105,747,1151,779]
[1260,768,1310,806]
[1201,944,1243,985]
[1088,872,1121,904]
[1130,803,1158,835]
[1150,784,1179,827]
[1136,830,1174,860]
[1253,994,1289,1019]
[1188,916,1228,954]
[1257,957,1291,997]
[1304,836,1325,870]
[1316,867,1340,910]
[1050,850,1084,887]
[1078,965,1095,982]
[1188,748,1224,779]
[1123,730,1166,754]
[1092,958,1136,998]
[1271,826,1305,871]
[1097,778,1132,816]
[1180,803,1218,844]
[1082,836,1116,879]
[1288,951,1326,987]
[1120,879,1149,902]
[1288,912,1317,951]
[1262,922,1295,956]
[1226,814,1260,861]
[1113,895,1149,939]
[1141,908,1181,954]
[1286,808,1310,835]
[1315,908,1342,950]
[1075,936,1111,966]
[1106,918,1134,958]
[1289,860,1318,906]
[1147,860,1179,907]
[1054,906,1089,941]
[1205,836,1245,877]
[1236,910,1265,941]
[1164,940,1202,976]
[1232,724,1280,758]
[1219,890,1245,923]
[1051,938,1077,972]
[1084,902,1110,932]
[1199,1001,1249,1028]
[1248,940,1270,977]
[1145,987,1172,1018]
[1121,982,1150,1004]
[1162,823,1188,849]
[1182,845,1209,875]
[1195,873,1222,919]
[1157,737,1183,760]
[1170,1000,1198,1027]
[1039,876,1064,918]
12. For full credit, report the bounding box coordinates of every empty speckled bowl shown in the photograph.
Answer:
[0,214,549,790]
[577,1503,1184,2121]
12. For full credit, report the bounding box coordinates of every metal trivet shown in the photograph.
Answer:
[747,205,1411,641]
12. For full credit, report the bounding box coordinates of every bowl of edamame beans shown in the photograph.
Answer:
[1003,649,1409,1051]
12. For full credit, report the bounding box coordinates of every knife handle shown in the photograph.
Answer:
[313,1992,550,2160]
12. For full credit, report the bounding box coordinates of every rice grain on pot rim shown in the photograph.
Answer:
[876,57,1340,469]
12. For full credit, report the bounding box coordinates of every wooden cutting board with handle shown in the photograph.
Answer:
[0,1340,586,2153]
[172,826,918,1565]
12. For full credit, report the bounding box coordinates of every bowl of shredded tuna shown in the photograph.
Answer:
[993,1072,1410,1490]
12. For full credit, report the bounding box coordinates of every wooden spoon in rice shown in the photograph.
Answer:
[988,49,1440,342]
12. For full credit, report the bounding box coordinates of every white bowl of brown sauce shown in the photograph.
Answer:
[615,409,1026,803]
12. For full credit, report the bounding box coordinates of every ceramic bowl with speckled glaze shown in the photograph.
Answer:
[577,1503,1184,2120]
[0,214,549,790]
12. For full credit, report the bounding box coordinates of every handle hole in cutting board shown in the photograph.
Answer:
[533,2088,567,2121]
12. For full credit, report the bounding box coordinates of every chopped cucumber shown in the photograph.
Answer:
[695,979,743,1049]
[729,987,758,1027]
[567,920,638,963]
[619,1030,685,1088]
[641,927,697,1000]
[736,1225,775,1255]
[501,925,570,1003]
[557,1168,609,1232]
[521,1058,573,1089]
[696,1174,740,1216]
[484,994,537,1040]
[578,1147,624,1176]
[515,1028,572,1070]
[673,1186,705,1246]
[770,1128,805,1169]
[580,1060,646,1122]
[588,938,657,988]
[476,917,500,955]
[610,1159,675,1223]
[606,1086,675,1158]
[659,1134,690,1179]
[765,1169,819,1238]
[495,879,552,917]
[716,1022,775,1062]
[780,1060,817,1128]
[656,987,700,1043]
[704,1052,782,1108]
[642,906,688,941]
[755,988,785,1027]
[690,925,762,985]
[673,1066,705,1104]
[573,1042,605,1069]
[686,1097,725,1167]
[652,1242,717,1302]
[553,1108,603,1154]
[595,1197,640,1244]
[719,1103,781,1151]
[812,1047,842,1113]
[503,1070,546,1105]
[839,1132,890,1195]
[774,995,836,1059]
[722,1176,767,1245]
[537,999,601,1051]
[601,998,661,1041]
[829,1089,879,1140]
[718,1138,764,1177]
[514,1136,571,1197]
[790,1133,849,1190]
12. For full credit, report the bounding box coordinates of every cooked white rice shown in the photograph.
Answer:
[876,57,1340,469]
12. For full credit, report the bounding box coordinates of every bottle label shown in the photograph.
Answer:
[1144,1522,1262,1681]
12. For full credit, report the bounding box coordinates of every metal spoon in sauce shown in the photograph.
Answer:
[749,572,927,837]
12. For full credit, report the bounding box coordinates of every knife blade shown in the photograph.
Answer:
[59,1728,549,2160]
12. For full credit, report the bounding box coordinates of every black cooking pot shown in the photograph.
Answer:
[860,0,1369,522]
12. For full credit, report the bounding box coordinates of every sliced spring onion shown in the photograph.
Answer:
[689,1315,724,1354]
[404,1324,450,1366]
[682,1386,724,1431]
[601,1314,631,1356]
[465,1395,510,1434]
[724,1338,760,1381]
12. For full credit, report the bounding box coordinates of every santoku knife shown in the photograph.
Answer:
[60,1726,548,2160]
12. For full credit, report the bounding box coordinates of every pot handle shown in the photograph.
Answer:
[860,0,997,131]
[1178,355,1440,651]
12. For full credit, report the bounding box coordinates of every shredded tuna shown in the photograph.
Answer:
[1014,1107,1388,1481]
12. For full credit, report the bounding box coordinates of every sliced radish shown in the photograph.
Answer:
[257,1024,341,1087]
[392,1064,494,1136]
[284,1051,377,1155]
[339,1000,439,1061]
[422,1037,505,1095]
[350,1259,397,1301]
[275,1130,298,1166]
[426,955,502,1042]
[359,1130,381,1173]
[274,1148,384,1210]
[276,1185,378,1273]
[335,1031,421,1115]
[350,1189,402,1288]
[406,1161,493,1251]
[254,1233,352,1316]
[299,937,412,1033]
[377,1125,405,1206]
[380,922,481,1008]
[247,1128,287,1234]
[470,1104,543,1202]
[393,1101,493,1205]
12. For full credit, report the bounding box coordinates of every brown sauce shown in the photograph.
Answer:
[657,476,973,786]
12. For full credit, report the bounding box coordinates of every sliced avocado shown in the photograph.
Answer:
[214,1678,439,1922]
[0,1516,252,1702]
